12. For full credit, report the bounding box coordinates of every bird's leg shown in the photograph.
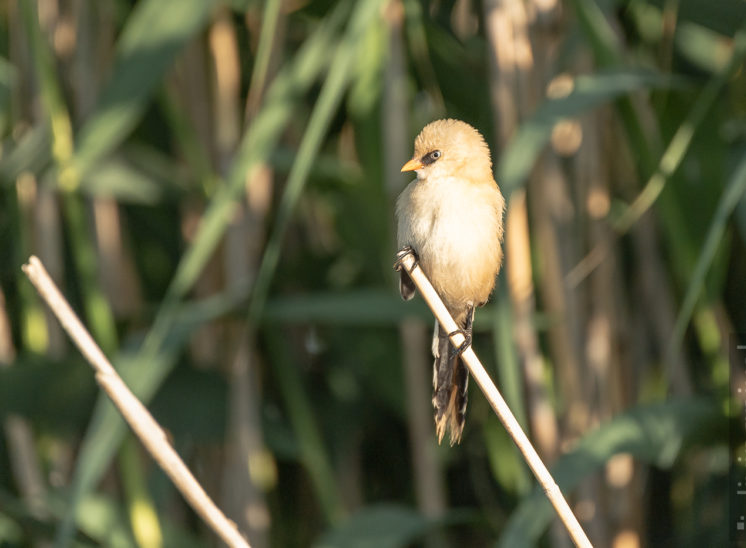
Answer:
[448,305,474,359]
[447,329,470,359]
[394,246,419,273]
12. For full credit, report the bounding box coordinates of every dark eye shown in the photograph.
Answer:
[422,150,441,166]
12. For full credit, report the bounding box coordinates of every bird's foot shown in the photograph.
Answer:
[394,246,419,273]
[448,329,472,359]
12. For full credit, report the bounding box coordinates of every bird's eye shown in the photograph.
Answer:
[421,150,442,166]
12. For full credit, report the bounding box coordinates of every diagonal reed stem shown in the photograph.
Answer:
[21,256,250,548]
[395,249,592,548]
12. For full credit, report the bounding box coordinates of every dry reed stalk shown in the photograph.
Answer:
[484,0,561,465]
[22,256,251,548]
[506,188,560,459]
[395,249,592,548]
[93,198,143,319]
[170,38,223,367]
[16,173,67,526]
[0,286,50,533]
[399,319,447,518]
[211,7,273,544]
[575,108,617,544]
[13,1,79,509]
[383,0,447,523]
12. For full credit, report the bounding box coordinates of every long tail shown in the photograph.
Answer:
[431,308,473,445]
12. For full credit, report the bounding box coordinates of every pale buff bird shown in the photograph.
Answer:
[395,119,505,445]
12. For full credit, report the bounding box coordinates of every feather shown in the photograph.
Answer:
[399,270,416,301]
[431,313,471,445]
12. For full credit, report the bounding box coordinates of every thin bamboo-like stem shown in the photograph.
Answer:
[210,8,272,545]
[0,286,49,529]
[383,0,446,527]
[395,249,593,548]
[22,256,251,548]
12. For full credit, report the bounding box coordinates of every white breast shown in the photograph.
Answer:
[396,175,504,310]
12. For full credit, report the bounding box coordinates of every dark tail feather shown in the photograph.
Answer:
[431,312,471,445]
[399,270,416,301]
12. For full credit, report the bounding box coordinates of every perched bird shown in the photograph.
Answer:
[395,119,505,445]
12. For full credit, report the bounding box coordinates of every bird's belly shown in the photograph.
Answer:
[409,192,502,310]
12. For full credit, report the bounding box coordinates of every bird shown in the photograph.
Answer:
[395,118,505,445]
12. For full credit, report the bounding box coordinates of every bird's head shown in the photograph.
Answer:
[401,119,493,183]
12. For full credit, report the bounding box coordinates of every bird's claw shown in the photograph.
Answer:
[448,329,472,359]
[394,246,419,273]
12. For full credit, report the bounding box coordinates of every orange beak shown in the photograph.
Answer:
[401,158,423,172]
